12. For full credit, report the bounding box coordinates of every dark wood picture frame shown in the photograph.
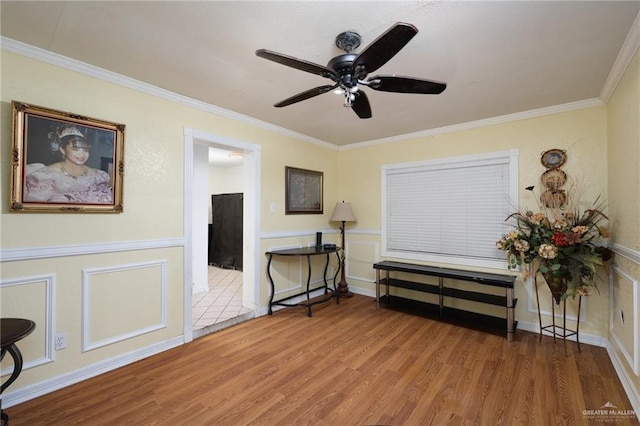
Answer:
[285,166,323,214]
[9,101,125,213]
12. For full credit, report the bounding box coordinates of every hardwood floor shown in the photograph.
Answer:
[7,295,637,425]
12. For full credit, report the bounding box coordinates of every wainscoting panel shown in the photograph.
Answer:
[346,240,379,283]
[82,261,167,352]
[0,275,55,373]
[610,266,639,375]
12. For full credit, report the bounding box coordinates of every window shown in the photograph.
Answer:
[382,149,518,269]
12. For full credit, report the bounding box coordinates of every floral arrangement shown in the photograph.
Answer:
[496,186,613,303]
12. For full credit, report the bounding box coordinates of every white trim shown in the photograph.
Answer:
[260,228,381,240]
[2,36,625,153]
[1,238,184,262]
[183,131,195,343]
[1,336,183,408]
[381,149,518,270]
[0,37,334,150]
[610,266,639,375]
[0,275,56,373]
[341,99,604,151]
[613,243,640,265]
[607,345,640,421]
[601,11,640,102]
[81,261,168,352]
[346,241,379,283]
[183,128,262,343]
[261,229,338,240]
[516,320,608,347]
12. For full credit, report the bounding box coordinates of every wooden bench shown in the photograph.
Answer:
[373,261,517,341]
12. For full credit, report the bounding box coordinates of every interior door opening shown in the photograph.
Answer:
[183,128,261,342]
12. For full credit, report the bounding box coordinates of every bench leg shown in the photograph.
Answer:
[375,269,380,309]
[506,287,514,342]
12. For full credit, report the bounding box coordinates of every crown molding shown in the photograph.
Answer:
[340,98,605,151]
[0,37,336,151]
[600,11,640,102]
[2,32,629,152]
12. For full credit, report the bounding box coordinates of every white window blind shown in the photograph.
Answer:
[382,150,517,269]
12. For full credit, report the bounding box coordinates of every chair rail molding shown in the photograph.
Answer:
[1,238,184,262]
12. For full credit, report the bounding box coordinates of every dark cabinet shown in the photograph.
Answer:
[209,193,243,270]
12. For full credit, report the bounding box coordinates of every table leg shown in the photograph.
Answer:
[266,255,275,315]
[1,344,24,426]
[305,254,312,317]
[322,253,329,294]
[1,345,23,394]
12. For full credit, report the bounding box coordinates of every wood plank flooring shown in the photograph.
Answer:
[6,295,637,425]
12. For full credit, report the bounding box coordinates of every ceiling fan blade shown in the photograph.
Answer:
[367,75,447,94]
[256,49,336,79]
[351,91,372,119]
[274,84,338,107]
[353,22,418,74]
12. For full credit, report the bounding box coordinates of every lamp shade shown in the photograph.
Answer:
[330,202,356,222]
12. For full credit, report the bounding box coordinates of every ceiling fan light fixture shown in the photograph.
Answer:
[256,22,446,119]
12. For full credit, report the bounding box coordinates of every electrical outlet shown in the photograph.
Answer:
[55,333,67,350]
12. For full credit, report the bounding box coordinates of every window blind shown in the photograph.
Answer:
[383,151,517,268]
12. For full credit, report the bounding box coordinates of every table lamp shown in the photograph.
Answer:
[330,201,357,297]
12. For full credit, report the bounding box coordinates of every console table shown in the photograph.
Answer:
[266,246,340,317]
[1,318,36,425]
[374,261,517,341]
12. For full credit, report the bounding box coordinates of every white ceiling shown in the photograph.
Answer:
[2,1,639,147]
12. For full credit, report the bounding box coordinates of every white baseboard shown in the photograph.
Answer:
[607,345,640,421]
[516,320,609,347]
[2,336,184,408]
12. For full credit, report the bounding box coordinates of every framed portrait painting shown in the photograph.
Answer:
[10,101,125,213]
[285,166,323,214]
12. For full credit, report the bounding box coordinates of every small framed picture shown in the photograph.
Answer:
[10,101,125,213]
[285,166,323,214]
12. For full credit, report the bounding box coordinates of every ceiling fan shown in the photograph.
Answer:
[255,22,446,119]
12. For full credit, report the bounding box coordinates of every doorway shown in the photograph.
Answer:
[183,128,261,342]
[192,266,251,338]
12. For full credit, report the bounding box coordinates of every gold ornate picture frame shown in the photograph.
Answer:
[10,101,125,213]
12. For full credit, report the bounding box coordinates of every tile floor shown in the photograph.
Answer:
[192,266,252,334]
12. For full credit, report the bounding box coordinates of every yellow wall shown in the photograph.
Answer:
[2,42,638,409]
[337,107,611,339]
[607,46,640,407]
[0,51,338,394]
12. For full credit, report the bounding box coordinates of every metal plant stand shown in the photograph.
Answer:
[534,275,582,353]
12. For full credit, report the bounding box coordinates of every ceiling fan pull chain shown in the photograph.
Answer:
[343,92,353,108]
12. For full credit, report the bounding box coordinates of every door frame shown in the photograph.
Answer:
[183,127,261,342]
